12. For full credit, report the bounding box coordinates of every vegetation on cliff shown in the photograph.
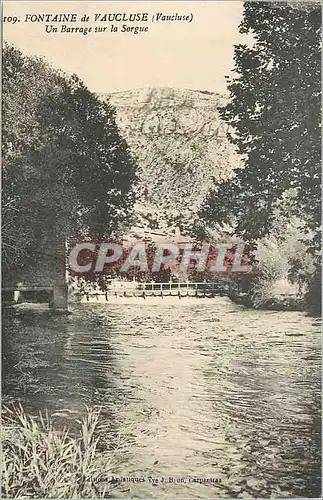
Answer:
[106,88,241,238]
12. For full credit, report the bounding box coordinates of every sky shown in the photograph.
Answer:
[3,1,246,94]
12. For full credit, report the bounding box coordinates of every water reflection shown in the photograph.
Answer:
[2,298,321,498]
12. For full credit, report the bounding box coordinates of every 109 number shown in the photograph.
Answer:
[3,16,20,24]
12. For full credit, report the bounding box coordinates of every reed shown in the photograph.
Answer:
[2,404,114,498]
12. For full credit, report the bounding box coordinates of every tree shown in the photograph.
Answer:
[203,1,320,236]
[2,43,136,279]
[201,2,321,311]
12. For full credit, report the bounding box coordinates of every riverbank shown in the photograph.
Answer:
[229,292,303,312]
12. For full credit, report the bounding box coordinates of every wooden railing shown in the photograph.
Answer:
[84,282,221,301]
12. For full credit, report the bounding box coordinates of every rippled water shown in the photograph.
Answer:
[2,297,321,498]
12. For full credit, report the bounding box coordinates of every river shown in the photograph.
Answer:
[2,297,321,498]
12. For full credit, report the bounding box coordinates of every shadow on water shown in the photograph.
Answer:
[2,298,322,498]
[2,305,124,446]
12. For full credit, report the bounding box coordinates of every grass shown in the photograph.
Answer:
[2,404,119,498]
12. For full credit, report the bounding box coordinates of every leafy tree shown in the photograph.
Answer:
[2,43,136,279]
[202,1,321,234]
[201,1,321,311]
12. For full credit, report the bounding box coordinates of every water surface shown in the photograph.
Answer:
[2,297,321,498]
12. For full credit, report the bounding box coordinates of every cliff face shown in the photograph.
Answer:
[102,87,240,237]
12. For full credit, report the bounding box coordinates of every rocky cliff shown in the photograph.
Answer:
[102,87,241,238]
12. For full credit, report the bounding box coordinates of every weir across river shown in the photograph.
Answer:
[2,282,223,307]
[83,282,223,301]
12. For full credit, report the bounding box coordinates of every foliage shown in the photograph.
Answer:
[225,212,317,310]
[203,2,321,239]
[200,2,321,312]
[2,43,136,275]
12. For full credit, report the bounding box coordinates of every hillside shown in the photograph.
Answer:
[102,87,241,238]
